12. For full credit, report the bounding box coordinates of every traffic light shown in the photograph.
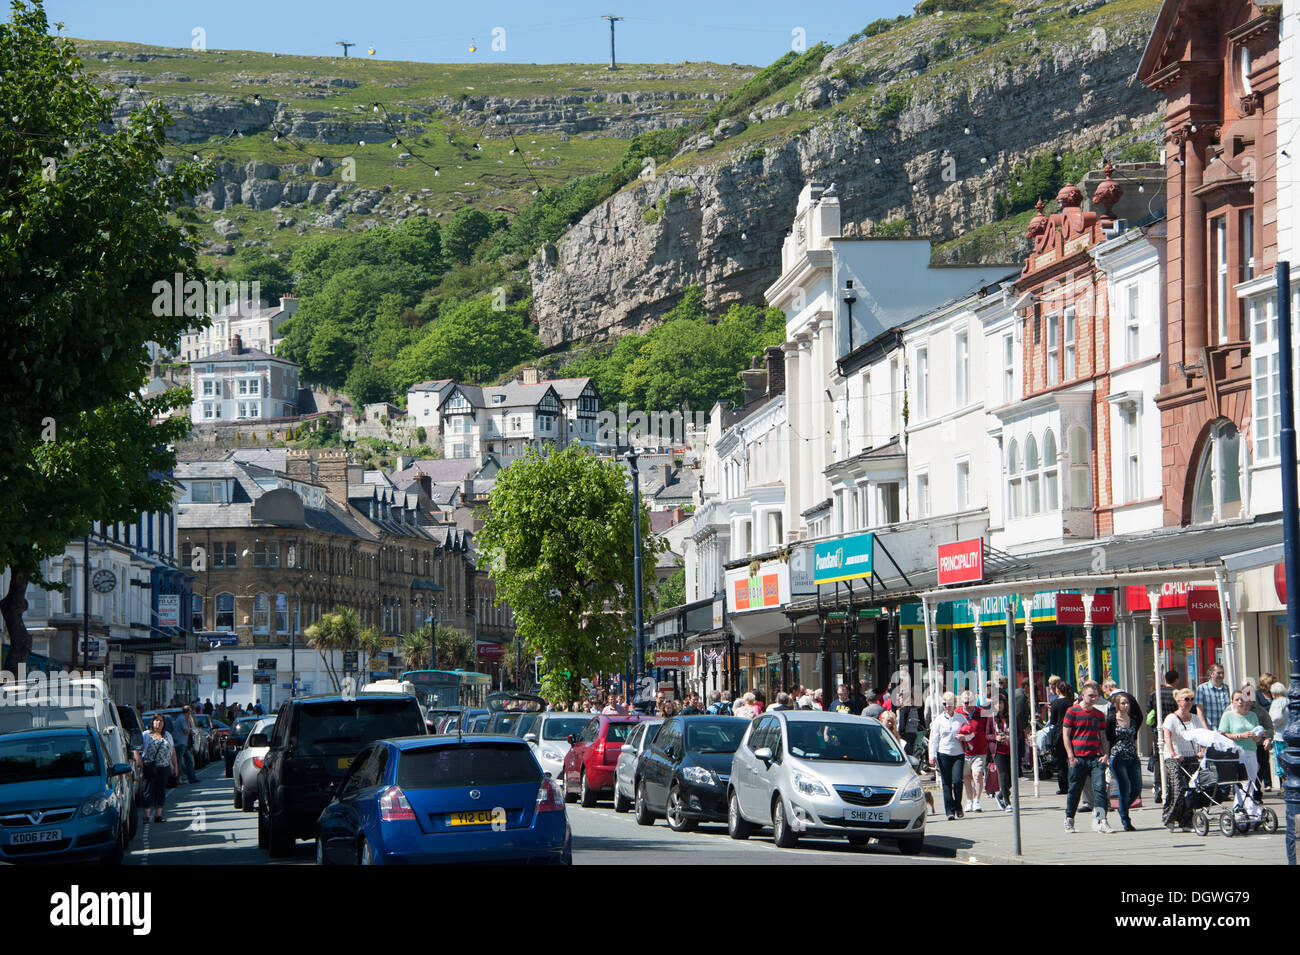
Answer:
[231,664,240,684]
[217,660,231,690]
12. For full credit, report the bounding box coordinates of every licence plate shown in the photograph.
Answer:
[11,828,62,845]
[446,810,498,827]
[846,808,890,824]
[337,757,354,770]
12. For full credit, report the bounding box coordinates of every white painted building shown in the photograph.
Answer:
[179,297,298,362]
[190,337,300,424]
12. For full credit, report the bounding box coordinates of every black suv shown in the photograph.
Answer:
[257,694,426,857]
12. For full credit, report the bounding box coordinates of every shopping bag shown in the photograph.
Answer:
[985,760,1000,795]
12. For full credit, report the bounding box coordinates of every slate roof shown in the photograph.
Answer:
[198,345,296,366]
[390,458,480,484]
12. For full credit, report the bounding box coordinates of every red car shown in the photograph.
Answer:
[563,715,644,807]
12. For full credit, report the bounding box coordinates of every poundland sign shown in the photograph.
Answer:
[813,533,873,586]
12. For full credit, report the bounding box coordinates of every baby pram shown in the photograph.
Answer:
[1178,735,1279,837]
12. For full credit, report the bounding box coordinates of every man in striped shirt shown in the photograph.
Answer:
[1062,681,1112,833]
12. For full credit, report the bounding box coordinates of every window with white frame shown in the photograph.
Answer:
[954,330,969,407]
[1241,211,1255,281]
[1213,216,1229,342]
[1124,284,1141,362]
[914,470,930,519]
[251,593,269,632]
[1192,420,1245,523]
[1251,296,1281,462]
[202,379,215,397]
[890,357,902,436]
[916,346,929,420]
[1043,429,1059,511]
[1069,425,1092,508]
[1002,333,1015,403]
[878,482,900,525]
[1063,306,1077,380]
[216,593,235,630]
[1046,313,1059,386]
[1025,433,1041,514]
[955,458,971,511]
[1007,439,1022,519]
[1121,406,1141,502]
[203,404,215,420]
[275,593,289,634]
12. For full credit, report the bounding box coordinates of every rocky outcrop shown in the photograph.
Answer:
[530,7,1164,347]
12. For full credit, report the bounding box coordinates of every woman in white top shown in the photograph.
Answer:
[1160,688,1205,832]
[928,692,971,820]
[734,692,758,720]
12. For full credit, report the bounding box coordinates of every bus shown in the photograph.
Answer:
[399,669,491,711]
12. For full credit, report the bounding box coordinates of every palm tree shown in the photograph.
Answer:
[304,617,341,692]
[359,625,384,678]
[433,625,475,671]
[399,629,431,671]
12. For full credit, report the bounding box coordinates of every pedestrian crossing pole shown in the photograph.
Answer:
[1274,261,1299,865]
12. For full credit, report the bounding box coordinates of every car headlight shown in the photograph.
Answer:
[792,771,831,797]
[541,749,564,762]
[80,792,112,816]
[681,766,719,787]
[899,783,923,802]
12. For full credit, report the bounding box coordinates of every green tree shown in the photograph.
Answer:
[0,3,215,664]
[443,207,495,266]
[390,295,540,388]
[344,363,392,407]
[226,246,292,301]
[656,567,685,611]
[476,446,664,703]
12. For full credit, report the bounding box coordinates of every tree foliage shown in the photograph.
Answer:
[389,294,540,389]
[476,446,664,703]
[225,246,292,301]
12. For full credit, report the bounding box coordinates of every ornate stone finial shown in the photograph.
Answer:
[1091,163,1123,217]
[1056,183,1084,208]
[1026,197,1048,239]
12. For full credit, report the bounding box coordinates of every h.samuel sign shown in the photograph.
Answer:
[813,533,873,586]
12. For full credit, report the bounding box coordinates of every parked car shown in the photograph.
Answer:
[114,704,146,813]
[633,716,748,831]
[483,711,540,738]
[613,718,663,813]
[257,694,427,857]
[523,713,592,785]
[191,713,221,761]
[233,716,277,812]
[726,711,926,854]
[464,713,491,734]
[561,714,643,807]
[0,678,138,841]
[0,727,133,864]
[315,735,571,865]
[227,714,263,751]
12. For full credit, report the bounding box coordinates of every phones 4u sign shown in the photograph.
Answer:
[652,651,695,668]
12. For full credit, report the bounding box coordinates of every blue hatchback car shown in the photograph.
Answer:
[0,727,133,864]
[315,735,571,865]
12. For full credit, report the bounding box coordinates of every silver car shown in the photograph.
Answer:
[612,718,663,813]
[523,712,593,787]
[727,711,926,854]
[233,716,276,812]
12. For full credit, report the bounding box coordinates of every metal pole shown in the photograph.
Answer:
[1022,595,1040,798]
[291,595,297,698]
[83,535,90,671]
[1274,259,1299,865]
[1006,604,1021,856]
[627,451,646,708]
[1149,590,1166,804]
[1082,591,1095,681]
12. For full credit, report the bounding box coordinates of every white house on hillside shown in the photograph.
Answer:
[190,336,300,424]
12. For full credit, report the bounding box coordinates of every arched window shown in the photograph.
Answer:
[1007,439,1022,519]
[1025,434,1041,515]
[216,593,235,631]
[1192,421,1246,524]
[1069,426,1092,508]
[253,593,269,633]
[1043,429,1060,511]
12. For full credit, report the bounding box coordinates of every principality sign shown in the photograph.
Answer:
[813,533,873,585]
[1055,592,1116,626]
[937,539,983,586]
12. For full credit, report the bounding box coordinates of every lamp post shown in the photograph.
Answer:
[626,450,646,710]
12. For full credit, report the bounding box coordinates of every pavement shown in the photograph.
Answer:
[919,772,1288,865]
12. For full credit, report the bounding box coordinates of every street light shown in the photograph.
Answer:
[625,450,646,710]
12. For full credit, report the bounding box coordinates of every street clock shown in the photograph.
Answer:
[91,569,117,593]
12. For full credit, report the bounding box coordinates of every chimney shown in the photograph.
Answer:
[315,450,350,505]
[660,463,672,486]
[739,368,767,407]
[231,334,243,355]
[417,474,432,500]
[673,505,684,524]
[764,345,786,397]
[521,367,541,385]
[284,449,311,483]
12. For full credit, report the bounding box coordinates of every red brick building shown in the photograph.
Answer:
[1138,0,1281,526]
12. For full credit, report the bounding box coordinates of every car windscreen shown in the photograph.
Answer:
[685,722,747,754]
[605,722,637,744]
[294,700,423,756]
[0,700,93,732]
[486,712,528,734]
[397,743,541,789]
[786,721,905,764]
[0,734,100,783]
[234,718,260,734]
[541,717,588,741]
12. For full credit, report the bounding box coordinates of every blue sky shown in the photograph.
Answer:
[41,0,917,66]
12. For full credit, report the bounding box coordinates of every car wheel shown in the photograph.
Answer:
[233,786,244,810]
[358,838,375,865]
[241,784,256,812]
[728,791,754,840]
[895,836,924,856]
[268,811,293,858]
[634,780,655,827]
[612,784,631,813]
[101,830,125,865]
[666,784,698,833]
[772,796,798,848]
[579,770,599,808]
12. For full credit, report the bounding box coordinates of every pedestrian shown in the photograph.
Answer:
[173,705,198,784]
[897,694,927,769]
[928,691,969,821]
[811,689,824,711]
[1048,681,1073,796]
[734,692,758,718]
[1062,681,1112,833]
[1147,668,1179,802]
[601,694,627,715]
[1105,691,1143,832]
[1245,679,1274,793]
[768,692,792,711]
[1269,681,1288,788]
[991,695,1013,811]
[1013,679,1031,776]
[1194,663,1231,733]
[879,709,909,765]
[958,690,990,813]
[752,688,766,715]
[1161,688,1205,832]
[829,684,860,715]
[142,714,178,823]
[1219,687,1264,814]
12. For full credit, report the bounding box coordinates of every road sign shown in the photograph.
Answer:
[206,633,238,648]
[150,665,171,680]
[111,663,136,679]
[380,635,398,650]
[257,658,278,670]
[343,651,358,664]
[252,669,275,685]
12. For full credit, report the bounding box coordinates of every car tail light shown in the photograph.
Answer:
[536,777,564,812]
[594,739,606,761]
[379,786,417,822]
[252,756,263,769]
